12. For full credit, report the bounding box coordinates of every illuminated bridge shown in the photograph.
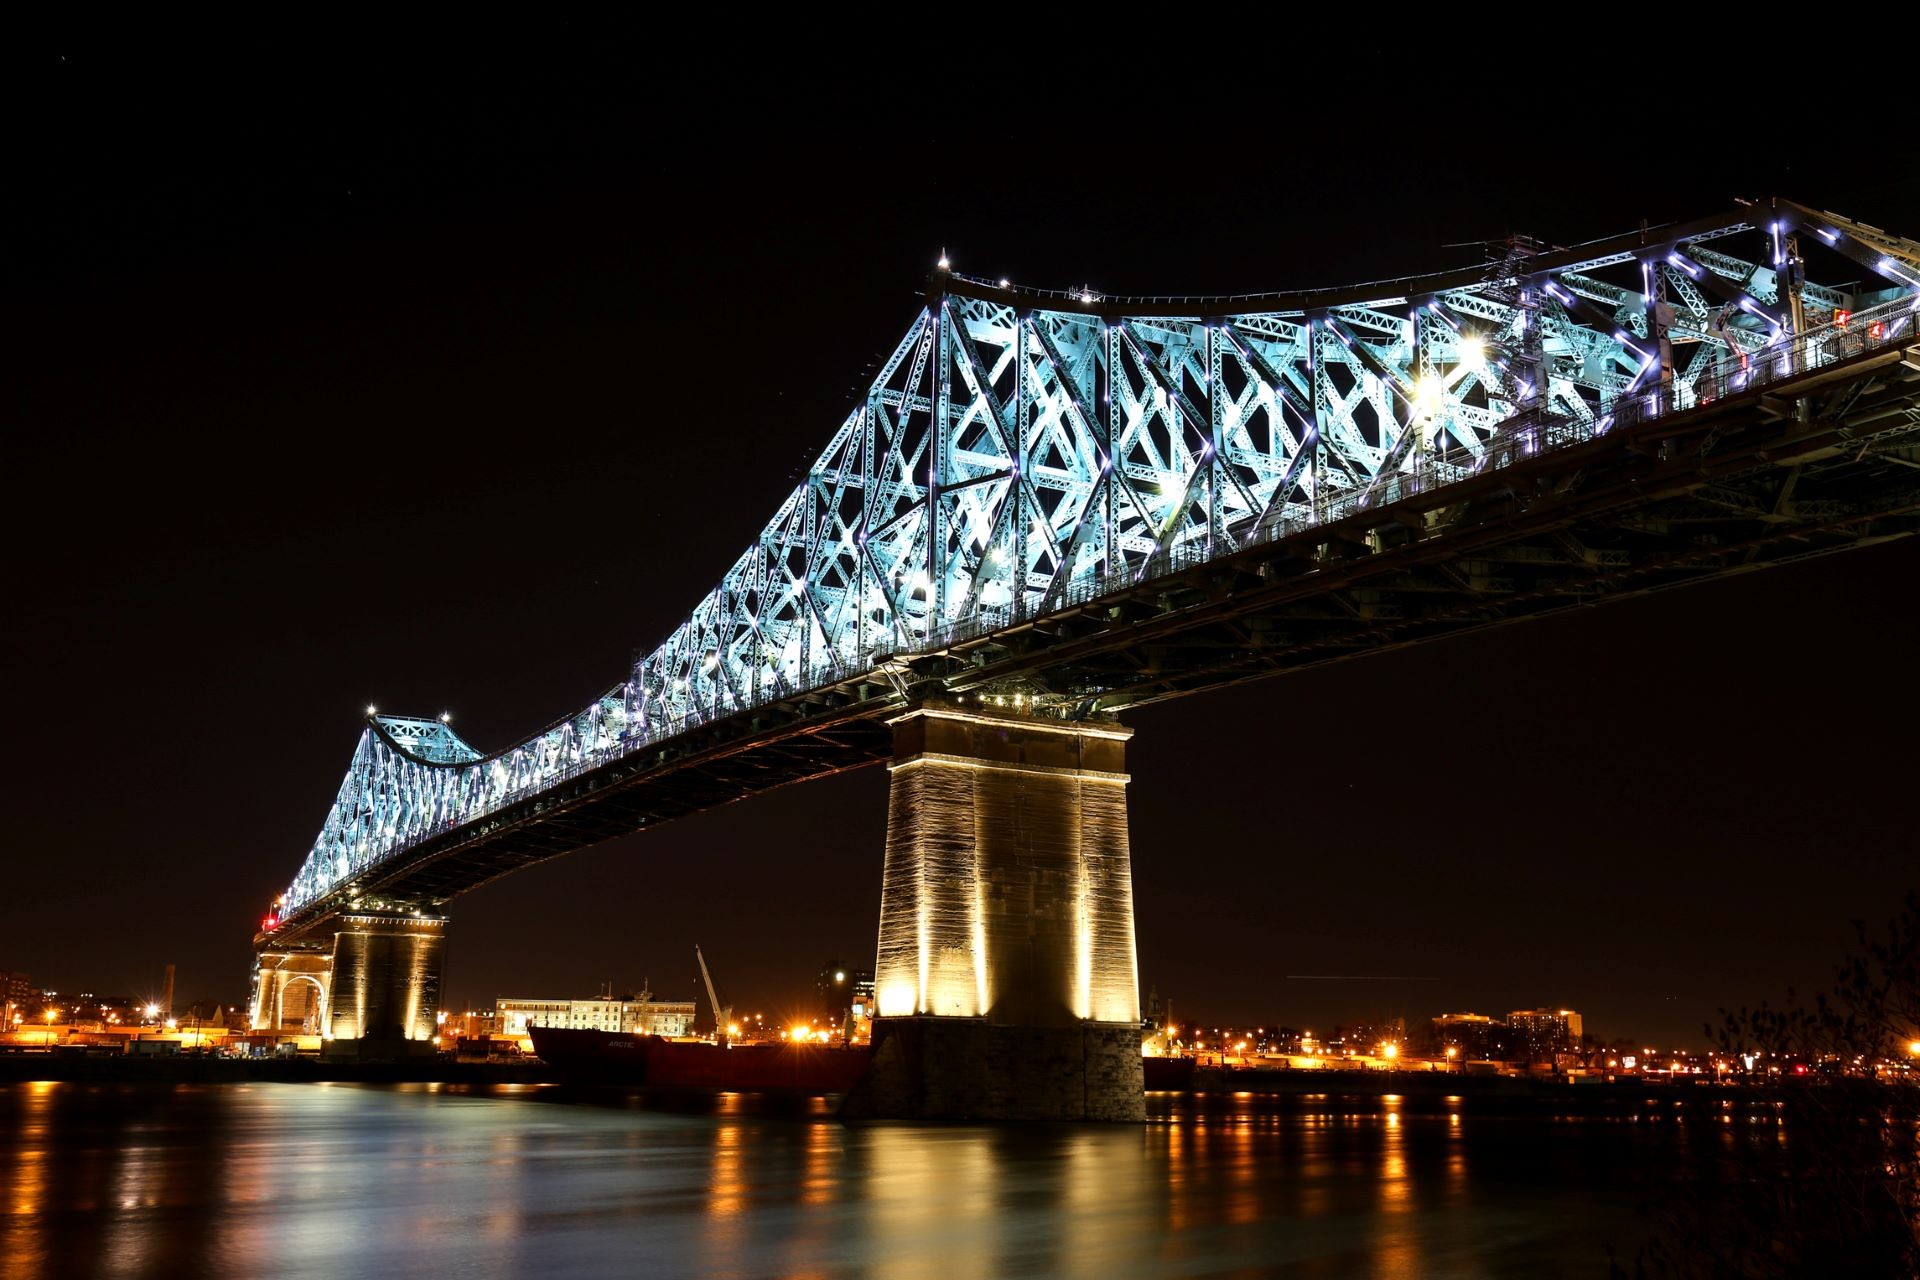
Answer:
[252,199,1920,1114]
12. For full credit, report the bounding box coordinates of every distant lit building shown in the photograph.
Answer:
[1335,1018,1406,1054]
[814,961,872,1041]
[441,1009,499,1039]
[846,976,876,1044]
[816,962,869,1015]
[1508,1008,1582,1060]
[1,971,33,1028]
[1432,1012,1505,1060]
[497,990,695,1037]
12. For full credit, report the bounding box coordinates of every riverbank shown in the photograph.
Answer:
[0,1053,1750,1109]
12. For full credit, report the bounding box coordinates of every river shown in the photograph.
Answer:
[1,1081,1685,1277]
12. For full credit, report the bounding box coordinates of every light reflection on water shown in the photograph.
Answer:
[0,1083,1671,1278]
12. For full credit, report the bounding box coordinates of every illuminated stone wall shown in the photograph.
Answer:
[874,704,1139,1028]
[325,912,446,1043]
[249,947,334,1032]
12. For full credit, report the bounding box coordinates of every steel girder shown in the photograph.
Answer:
[271,198,1920,928]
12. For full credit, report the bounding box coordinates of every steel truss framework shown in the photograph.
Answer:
[271,198,1920,931]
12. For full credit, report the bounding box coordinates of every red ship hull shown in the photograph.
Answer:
[529,1026,871,1093]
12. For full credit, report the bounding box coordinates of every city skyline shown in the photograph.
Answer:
[8,49,1918,1047]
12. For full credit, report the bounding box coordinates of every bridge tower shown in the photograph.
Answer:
[843,700,1145,1121]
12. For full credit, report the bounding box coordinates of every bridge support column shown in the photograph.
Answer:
[321,910,447,1059]
[842,701,1144,1122]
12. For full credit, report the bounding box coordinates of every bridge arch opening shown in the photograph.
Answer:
[276,975,326,1035]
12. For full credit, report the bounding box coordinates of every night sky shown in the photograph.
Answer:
[8,46,1916,1047]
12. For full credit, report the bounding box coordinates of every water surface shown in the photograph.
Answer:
[1,1082,1675,1277]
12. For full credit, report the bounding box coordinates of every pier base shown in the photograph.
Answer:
[846,701,1145,1121]
[841,1016,1144,1121]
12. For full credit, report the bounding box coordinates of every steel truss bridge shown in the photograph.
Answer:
[261,198,1920,945]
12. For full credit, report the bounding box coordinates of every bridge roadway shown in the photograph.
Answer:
[263,323,1920,948]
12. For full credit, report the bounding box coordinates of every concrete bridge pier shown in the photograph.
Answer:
[842,701,1145,1121]
[322,910,447,1058]
[252,910,447,1058]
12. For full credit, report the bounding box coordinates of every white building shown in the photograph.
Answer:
[497,990,696,1038]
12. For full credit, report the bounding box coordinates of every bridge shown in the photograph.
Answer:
[250,198,1920,1116]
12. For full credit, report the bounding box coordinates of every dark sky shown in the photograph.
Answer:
[6,45,1916,1047]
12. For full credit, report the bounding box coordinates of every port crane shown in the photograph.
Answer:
[695,945,732,1045]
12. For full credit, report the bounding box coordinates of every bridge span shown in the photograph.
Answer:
[251,200,1920,1113]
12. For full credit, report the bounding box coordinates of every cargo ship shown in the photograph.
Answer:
[529,1025,872,1093]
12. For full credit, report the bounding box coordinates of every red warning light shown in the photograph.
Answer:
[1833,309,1851,329]
[1869,321,1886,340]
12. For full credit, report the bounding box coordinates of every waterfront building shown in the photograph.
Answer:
[1,971,33,1028]
[1508,1008,1583,1060]
[1432,1012,1507,1059]
[847,976,876,1044]
[441,1009,500,1039]
[496,990,695,1037]
[1336,1018,1407,1055]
